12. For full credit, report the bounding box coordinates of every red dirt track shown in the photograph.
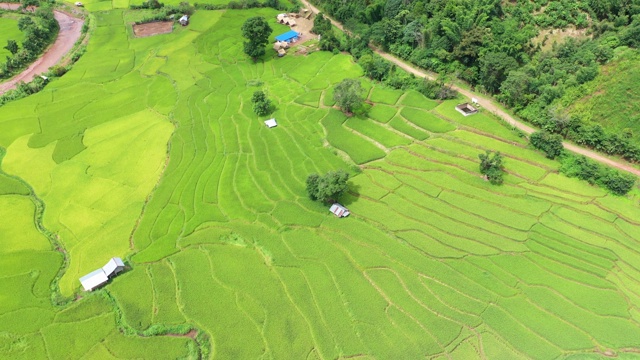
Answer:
[0,4,84,95]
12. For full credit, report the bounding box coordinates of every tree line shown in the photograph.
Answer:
[1,2,58,80]
[307,0,640,159]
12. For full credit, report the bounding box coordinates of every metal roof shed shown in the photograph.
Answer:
[275,30,299,42]
[330,203,350,218]
[102,257,125,278]
[79,269,109,291]
[265,119,278,128]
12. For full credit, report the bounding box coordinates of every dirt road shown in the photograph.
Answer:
[298,0,640,177]
[0,4,84,95]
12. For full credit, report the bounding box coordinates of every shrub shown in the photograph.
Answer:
[530,131,564,159]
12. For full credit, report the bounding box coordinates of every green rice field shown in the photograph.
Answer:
[1,6,640,359]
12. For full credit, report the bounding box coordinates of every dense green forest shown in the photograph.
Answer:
[310,0,640,161]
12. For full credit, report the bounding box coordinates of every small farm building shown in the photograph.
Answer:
[277,49,286,57]
[265,119,278,128]
[102,257,125,277]
[330,203,350,218]
[79,257,126,291]
[277,13,287,23]
[275,30,300,43]
[455,103,478,116]
[79,269,109,291]
[74,1,83,6]
[179,15,189,26]
[273,41,289,50]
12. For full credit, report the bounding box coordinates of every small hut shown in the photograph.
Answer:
[265,119,278,128]
[455,103,478,116]
[277,49,286,57]
[79,269,109,291]
[330,203,350,218]
[179,15,189,26]
[102,257,125,278]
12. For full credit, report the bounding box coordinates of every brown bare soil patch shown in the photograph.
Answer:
[133,21,173,37]
[166,329,197,339]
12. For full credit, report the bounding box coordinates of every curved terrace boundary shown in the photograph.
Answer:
[0,4,83,95]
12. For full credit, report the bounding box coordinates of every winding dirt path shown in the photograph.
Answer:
[298,0,640,177]
[0,4,83,95]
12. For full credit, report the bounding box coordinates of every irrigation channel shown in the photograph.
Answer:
[0,3,83,95]
[298,0,640,178]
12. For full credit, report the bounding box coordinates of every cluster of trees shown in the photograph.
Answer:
[306,170,350,203]
[478,150,505,185]
[192,0,300,11]
[332,78,364,114]
[241,16,272,61]
[1,4,58,79]
[529,130,564,159]
[131,1,194,24]
[251,90,272,116]
[311,12,457,100]
[560,154,636,195]
[309,0,640,158]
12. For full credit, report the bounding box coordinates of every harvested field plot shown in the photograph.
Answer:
[2,6,640,360]
[132,21,173,37]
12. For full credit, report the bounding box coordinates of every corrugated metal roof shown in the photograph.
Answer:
[330,203,350,217]
[102,257,125,276]
[275,30,299,42]
[79,269,108,291]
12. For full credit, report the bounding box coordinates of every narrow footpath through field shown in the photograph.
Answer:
[298,0,640,177]
[0,3,83,95]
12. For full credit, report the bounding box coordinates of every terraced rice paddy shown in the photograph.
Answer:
[1,6,640,359]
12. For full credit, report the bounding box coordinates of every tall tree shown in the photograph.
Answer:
[306,170,350,203]
[478,150,505,185]
[333,78,364,114]
[241,17,272,62]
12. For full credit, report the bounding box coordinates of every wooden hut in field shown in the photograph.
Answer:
[179,15,189,26]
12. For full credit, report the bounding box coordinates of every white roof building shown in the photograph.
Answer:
[102,257,125,277]
[330,203,350,218]
[265,119,277,128]
[179,15,189,26]
[79,269,109,291]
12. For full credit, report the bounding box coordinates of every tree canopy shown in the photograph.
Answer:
[478,150,505,185]
[306,170,350,203]
[241,16,272,61]
[530,131,564,159]
[332,79,364,114]
[251,90,272,116]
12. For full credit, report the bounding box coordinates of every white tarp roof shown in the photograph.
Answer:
[330,203,350,217]
[265,119,277,128]
[79,269,108,291]
[102,257,125,277]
